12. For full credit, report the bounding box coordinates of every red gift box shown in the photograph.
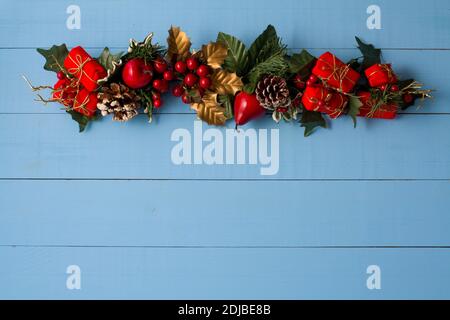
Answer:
[312,52,360,93]
[357,91,397,119]
[64,46,106,92]
[302,85,348,119]
[52,78,78,106]
[364,64,397,88]
[73,87,98,117]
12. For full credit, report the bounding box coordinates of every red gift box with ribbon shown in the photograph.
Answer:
[64,46,106,92]
[302,84,349,119]
[357,91,397,119]
[312,52,360,93]
[52,78,78,106]
[364,64,397,88]
[73,87,98,117]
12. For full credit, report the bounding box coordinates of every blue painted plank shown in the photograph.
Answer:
[1,180,450,246]
[0,114,449,179]
[6,48,444,114]
[1,0,449,49]
[1,247,449,299]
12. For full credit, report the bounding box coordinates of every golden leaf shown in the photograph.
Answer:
[210,70,243,96]
[202,42,228,69]
[190,92,227,126]
[167,26,191,61]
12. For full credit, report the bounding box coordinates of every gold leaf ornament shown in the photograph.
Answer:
[210,70,243,96]
[201,42,228,69]
[191,92,228,126]
[167,26,192,61]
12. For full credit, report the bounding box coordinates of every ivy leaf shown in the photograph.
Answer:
[36,44,69,73]
[288,50,316,75]
[348,95,363,128]
[247,25,278,69]
[97,47,123,72]
[67,110,91,133]
[300,109,327,137]
[355,36,382,69]
[217,32,248,76]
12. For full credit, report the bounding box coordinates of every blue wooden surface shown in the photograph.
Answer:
[1,0,450,299]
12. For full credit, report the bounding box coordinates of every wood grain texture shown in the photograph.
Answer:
[1,0,450,299]
[1,0,449,49]
[1,180,449,247]
[1,247,450,299]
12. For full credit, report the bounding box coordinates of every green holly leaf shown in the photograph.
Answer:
[300,109,327,137]
[36,44,69,73]
[355,36,381,69]
[247,25,279,67]
[67,110,91,133]
[288,50,316,75]
[348,95,363,128]
[97,47,123,73]
[217,32,248,77]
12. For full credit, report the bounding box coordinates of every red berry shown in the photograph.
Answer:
[199,77,212,89]
[380,85,387,91]
[318,100,326,107]
[186,57,199,70]
[391,85,399,92]
[152,79,164,91]
[153,59,168,73]
[181,94,191,104]
[196,65,210,77]
[184,73,198,87]
[306,80,315,87]
[163,70,175,81]
[152,91,161,100]
[172,85,184,97]
[153,99,163,108]
[293,74,305,89]
[57,71,65,80]
[175,61,187,74]
[309,75,318,83]
[403,93,414,104]
[160,80,169,93]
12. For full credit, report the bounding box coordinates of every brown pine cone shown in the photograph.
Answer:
[255,75,291,110]
[97,83,141,122]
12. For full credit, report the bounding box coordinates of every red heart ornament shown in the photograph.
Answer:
[234,92,265,126]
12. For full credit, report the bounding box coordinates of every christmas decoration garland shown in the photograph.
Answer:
[26,25,432,136]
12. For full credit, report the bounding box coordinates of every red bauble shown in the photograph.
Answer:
[184,73,198,87]
[234,92,265,126]
[186,57,199,70]
[196,65,210,77]
[153,99,163,108]
[122,58,153,89]
[153,59,168,74]
[163,70,175,81]
[199,77,212,89]
[175,61,187,74]
[172,85,184,97]
[181,94,191,104]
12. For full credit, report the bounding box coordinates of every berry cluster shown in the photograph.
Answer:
[171,57,212,104]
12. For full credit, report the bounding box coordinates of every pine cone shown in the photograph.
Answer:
[97,83,141,122]
[255,75,291,110]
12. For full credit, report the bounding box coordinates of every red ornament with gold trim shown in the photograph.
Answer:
[301,84,348,119]
[312,52,360,93]
[63,46,107,92]
[364,64,397,88]
[73,87,98,117]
